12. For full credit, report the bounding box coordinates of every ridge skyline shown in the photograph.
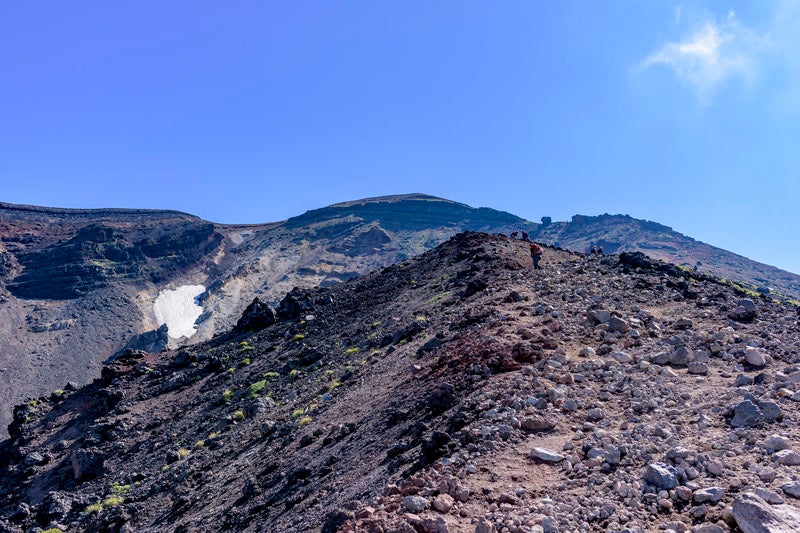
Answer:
[2,194,797,278]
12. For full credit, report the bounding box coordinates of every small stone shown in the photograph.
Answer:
[475,518,498,533]
[402,496,429,513]
[764,435,792,453]
[607,316,630,333]
[521,416,556,432]
[687,361,709,375]
[692,525,724,533]
[23,451,46,466]
[580,347,596,357]
[734,492,800,532]
[433,494,454,513]
[675,317,693,329]
[644,463,679,490]
[694,487,725,504]
[662,522,688,533]
[587,408,606,421]
[782,483,800,498]
[652,351,672,365]
[753,488,784,504]
[670,346,694,366]
[758,400,783,422]
[729,299,758,322]
[744,347,767,367]
[530,447,565,463]
[774,449,800,466]
[611,350,633,363]
[730,400,764,428]
[706,461,724,476]
[421,516,449,533]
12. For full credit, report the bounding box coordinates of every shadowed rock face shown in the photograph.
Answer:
[1,231,800,533]
[7,225,144,299]
[7,222,223,299]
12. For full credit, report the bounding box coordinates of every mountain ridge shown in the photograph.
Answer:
[1,194,799,442]
[2,231,800,532]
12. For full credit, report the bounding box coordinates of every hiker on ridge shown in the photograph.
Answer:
[530,241,543,270]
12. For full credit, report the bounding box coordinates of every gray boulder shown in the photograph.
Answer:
[730,299,758,323]
[643,462,679,489]
[530,447,565,462]
[402,495,429,512]
[694,487,725,504]
[732,492,800,532]
[731,400,765,428]
[764,435,792,453]
[670,346,694,366]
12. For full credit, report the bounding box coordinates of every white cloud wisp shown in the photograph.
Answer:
[643,14,766,103]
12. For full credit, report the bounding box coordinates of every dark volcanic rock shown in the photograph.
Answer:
[235,298,276,331]
[115,324,169,356]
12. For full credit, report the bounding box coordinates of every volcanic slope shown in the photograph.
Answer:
[0,195,526,438]
[3,233,800,532]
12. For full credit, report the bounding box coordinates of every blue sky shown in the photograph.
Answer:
[2,2,799,274]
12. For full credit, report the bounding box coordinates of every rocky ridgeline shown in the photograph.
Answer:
[1,232,800,532]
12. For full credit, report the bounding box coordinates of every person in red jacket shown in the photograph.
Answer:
[530,242,543,269]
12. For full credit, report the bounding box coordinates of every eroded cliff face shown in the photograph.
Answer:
[5,220,224,299]
[0,205,234,438]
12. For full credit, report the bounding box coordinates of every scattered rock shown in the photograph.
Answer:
[520,416,556,432]
[774,449,800,466]
[402,496,429,513]
[730,299,758,323]
[70,449,105,481]
[530,447,565,463]
[731,400,765,428]
[236,298,275,331]
[732,492,800,531]
[643,462,679,489]
[744,347,767,368]
[764,435,792,453]
[432,494,454,513]
[694,487,725,504]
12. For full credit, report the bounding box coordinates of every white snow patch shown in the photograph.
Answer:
[153,284,205,339]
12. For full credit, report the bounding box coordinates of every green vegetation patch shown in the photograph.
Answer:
[103,495,124,507]
[246,379,267,397]
[111,482,131,495]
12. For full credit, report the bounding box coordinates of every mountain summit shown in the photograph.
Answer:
[2,231,800,531]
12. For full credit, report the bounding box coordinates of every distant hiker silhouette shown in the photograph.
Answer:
[530,242,543,269]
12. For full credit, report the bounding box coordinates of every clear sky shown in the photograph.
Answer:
[2,2,799,274]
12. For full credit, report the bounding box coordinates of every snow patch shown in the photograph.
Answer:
[153,285,205,339]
